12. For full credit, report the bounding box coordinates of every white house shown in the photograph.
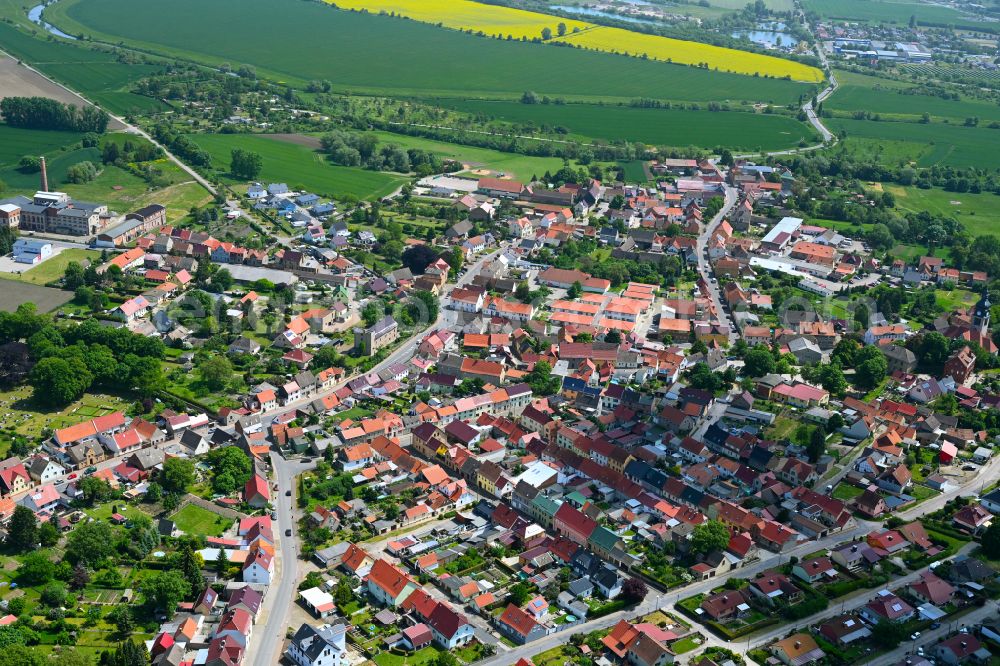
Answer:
[449,288,484,313]
[285,624,348,666]
[427,604,475,649]
[242,548,274,585]
[26,457,64,485]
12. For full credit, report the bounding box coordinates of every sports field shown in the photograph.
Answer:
[332,0,822,81]
[188,133,407,200]
[803,0,993,30]
[52,0,815,105]
[429,99,817,149]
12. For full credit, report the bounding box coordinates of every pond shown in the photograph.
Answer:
[27,3,77,40]
[551,5,657,24]
[731,29,799,49]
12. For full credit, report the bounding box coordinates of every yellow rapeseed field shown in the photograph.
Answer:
[555,27,823,82]
[330,0,589,39]
[329,0,824,83]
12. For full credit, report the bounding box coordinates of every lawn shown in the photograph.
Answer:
[934,287,980,313]
[372,646,441,666]
[533,645,581,666]
[887,185,1000,238]
[670,635,702,654]
[431,99,817,150]
[84,502,153,523]
[617,160,649,183]
[188,133,407,200]
[832,484,864,501]
[0,248,101,286]
[170,503,232,537]
[765,415,799,441]
[51,0,814,105]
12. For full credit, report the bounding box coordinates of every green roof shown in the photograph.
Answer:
[531,495,561,518]
[588,525,620,552]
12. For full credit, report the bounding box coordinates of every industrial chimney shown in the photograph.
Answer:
[39,156,49,192]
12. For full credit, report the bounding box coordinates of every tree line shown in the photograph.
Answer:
[1,97,109,133]
[0,304,166,407]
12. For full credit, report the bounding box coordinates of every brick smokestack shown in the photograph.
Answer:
[39,156,49,192]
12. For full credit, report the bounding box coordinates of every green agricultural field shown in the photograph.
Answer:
[886,185,1000,237]
[618,160,649,182]
[428,99,817,149]
[50,0,814,106]
[804,0,994,30]
[827,70,1000,123]
[825,117,1000,169]
[0,21,167,115]
[359,131,574,180]
[0,146,102,191]
[0,124,84,166]
[188,133,407,200]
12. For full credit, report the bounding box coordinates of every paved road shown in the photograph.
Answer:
[488,419,1000,666]
[896,453,1000,521]
[694,184,739,343]
[251,245,507,422]
[480,518,877,666]
[249,454,316,666]
[865,601,999,666]
[247,246,506,665]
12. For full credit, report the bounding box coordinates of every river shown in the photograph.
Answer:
[27,4,77,40]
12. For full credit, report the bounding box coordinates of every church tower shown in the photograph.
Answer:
[973,287,991,335]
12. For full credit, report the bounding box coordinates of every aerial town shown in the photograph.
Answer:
[1,139,999,666]
[3,0,1000,665]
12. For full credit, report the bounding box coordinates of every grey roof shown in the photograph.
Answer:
[883,345,916,362]
[288,623,345,662]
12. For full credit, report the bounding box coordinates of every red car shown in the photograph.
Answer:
[68,473,78,480]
